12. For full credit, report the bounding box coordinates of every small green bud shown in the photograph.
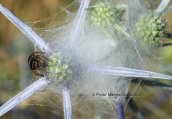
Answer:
[106,12,110,17]
[99,7,103,12]
[45,52,75,83]
[89,1,125,27]
[101,14,106,19]
[135,14,167,46]
[93,18,97,22]
[99,2,106,7]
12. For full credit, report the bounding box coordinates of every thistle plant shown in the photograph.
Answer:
[90,2,125,27]
[88,1,131,41]
[46,52,74,82]
[133,0,172,46]
[135,14,167,46]
[1,0,172,119]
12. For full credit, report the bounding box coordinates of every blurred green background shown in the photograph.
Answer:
[1,0,172,119]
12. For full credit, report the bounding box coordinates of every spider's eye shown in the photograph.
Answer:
[32,61,37,68]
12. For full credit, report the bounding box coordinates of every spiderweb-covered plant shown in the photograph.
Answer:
[1,0,172,119]
[130,0,172,47]
[135,14,167,45]
[89,2,125,27]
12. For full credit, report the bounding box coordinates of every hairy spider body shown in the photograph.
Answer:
[28,52,48,77]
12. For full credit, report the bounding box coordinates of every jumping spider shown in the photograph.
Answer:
[28,52,48,77]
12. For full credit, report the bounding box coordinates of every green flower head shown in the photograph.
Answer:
[135,14,168,46]
[89,2,125,27]
[45,52,74,83]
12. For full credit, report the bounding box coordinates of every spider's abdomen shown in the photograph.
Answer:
[30,60,40,69]
[28,52,48,77]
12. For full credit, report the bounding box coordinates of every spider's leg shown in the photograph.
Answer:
[39,60,48,66]
[32,68,42,71]
[35,52,45,54]
[32,69,44,77]
[35,73,44,77]
[35,57,48,66]
[41,60,48,66]
[34,52,45,56]
[35,55,48,60]
[39,55,48,60]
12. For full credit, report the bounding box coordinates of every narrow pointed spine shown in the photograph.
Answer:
[166,33,172,39]
[0,4,50,53]
[63,83,72,119]
[0,78,48,117]
[160,5,172,16]
[115,97,125,119]
[132,78,172,90]
[154,0,170,14]
[90,66,172,80]
[162,43,172,47]
[113,24,131,38]
[127,96,144,119]
[69,0,90,47]
[62,8,75,17]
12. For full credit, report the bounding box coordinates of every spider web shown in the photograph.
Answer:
[25,0,167,118]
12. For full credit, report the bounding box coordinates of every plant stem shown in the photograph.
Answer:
[89,66,172,80]
[115,97,125,119]
[0,4,50,53]
[69,0,90,47]
[0,78,48,117]
[63,83,72,119]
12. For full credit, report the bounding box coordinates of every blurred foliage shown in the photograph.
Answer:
[0,0,73,45]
